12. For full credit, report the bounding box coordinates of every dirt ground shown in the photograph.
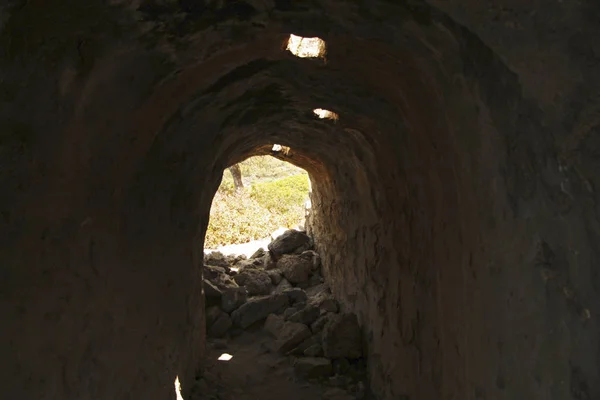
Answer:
[189,328,368,400]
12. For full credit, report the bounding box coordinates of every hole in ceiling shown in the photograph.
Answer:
[272,144,291,155]
[313,108,339,121]
[286,34,326,58]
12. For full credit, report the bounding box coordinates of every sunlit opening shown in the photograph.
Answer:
[313,108,339,121]
[218,353,233,361]
[272,144,291,155]
[204,156,310,256]
[286,34,326,58]
[174,376,185,400]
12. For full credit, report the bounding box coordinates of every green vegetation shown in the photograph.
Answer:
[205,156,310,248]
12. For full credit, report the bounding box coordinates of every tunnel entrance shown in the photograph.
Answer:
[204,152,311,256]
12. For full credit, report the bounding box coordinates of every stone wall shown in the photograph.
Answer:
[1,1,599,399]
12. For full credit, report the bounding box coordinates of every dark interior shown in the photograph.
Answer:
[2,1,599,399]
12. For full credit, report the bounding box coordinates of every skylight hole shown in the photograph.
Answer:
[286,34,326,58]
[313,108,339,121]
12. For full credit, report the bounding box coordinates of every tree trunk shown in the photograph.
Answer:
[228,164,244,191]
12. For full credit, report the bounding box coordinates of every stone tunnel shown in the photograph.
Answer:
[1,1,599,399]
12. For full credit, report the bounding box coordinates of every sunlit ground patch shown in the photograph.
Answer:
[218,353,233,361]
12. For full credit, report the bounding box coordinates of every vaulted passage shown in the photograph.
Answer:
[2,1,599,400]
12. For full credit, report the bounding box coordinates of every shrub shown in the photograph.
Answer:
[205,173,310,248]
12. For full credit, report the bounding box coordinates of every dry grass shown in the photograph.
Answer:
[205,158,310,248]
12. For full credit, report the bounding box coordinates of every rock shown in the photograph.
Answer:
[250,248,266,259]
[287,334,320,355]
[293,357,333,379]
[233,268,271,296]
[322,313,362,359]
[205,251,230,267]
[221,286,248,313]
[264,313,285,337]
[231,294,289,329]
[273,278,293,294]
[320,298,339,313]
[227,254,247,265]
[208,312,232,338]
[288,305,320,325]
[203,279,222,298]
[203,265,228,280]
[282,287,308,304]
[273,321,312,354]
[263,252,278,270]
[206,306,223,326]
[311,314,330,333]
[268,229,311,258]
[332,358,351,375]
[300,250,321,270]
[304,343,323,357]
[277,254,313,284]
[283,307,298,320]
[266,269,283,285]
[306,283,330,298]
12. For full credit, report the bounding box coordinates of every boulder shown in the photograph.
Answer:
[203,279,222,298]
[287,334,320,355]
[205,251,230,268]
[264,313,285,337]
[263,252,278,270]
[221,286,248,313]
[288,305,320,325]
[203,265,228,280]
[273,278,293,294]
[206,306,223,326]
[283,307,298,320]
[293,357,333,379]
[266,269,283,285]
[250,248,266,259]
[208,311,232,338]
[322,313,362,359]
[311,314,331,333]
[304,343,323,357]
[300,250,321,271]
[320,298,339,313]
[231,294,289,329]
[233,268,271,296]
[268,229,311,258]
[273,321,312,354]
[282,287,308,304]
[278,254,313,284]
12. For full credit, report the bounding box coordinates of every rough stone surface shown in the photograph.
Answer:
[268,229,311,258]
[221,286,248,313]
[287,305,320,326]
[304,343,323,357]
[233,268,271,296]
[274,322,313,354]
[3,2,600,399]
[266,269,283,285]
[206,252,230,268]
[282,287,308,305]
[273,279,293,294]
[208,312,232,338]
[322,313,362,359]
[231,294,289,329]
[283,307,298,321]
[311,314,331,334]
[250,248,266,259]
[263,314,285,337]
[278,254,314,284]
[293,357,333,379]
